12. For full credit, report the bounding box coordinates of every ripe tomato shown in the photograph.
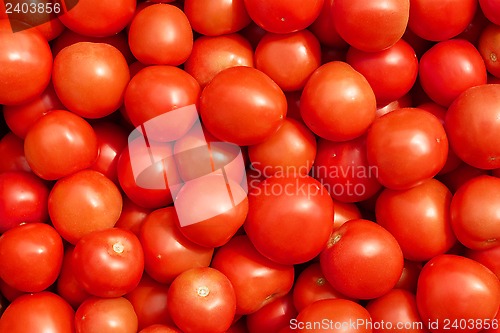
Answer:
[211,235,295,315]
[48,169,123,245]
[139,325,183,333]
[72,228,144,298]
[394,260,423,293]
[480,0,500,25]
[168,267,236,333]
[75,297,138,333]
[366,108,448,190]
[300,61,376,142]
[24,110,99,180]
[114,197,152,237]
[320,219,404,300]
[478,23,500,79]
[332,0,409,52]
[245,175,333,265]
[0,223,63,292]
[417,254,500,333]
[308,0,347,49]
[0,133,30,173]
[332,200,362,231]
[246,293,297,333]
[56,247,92,309]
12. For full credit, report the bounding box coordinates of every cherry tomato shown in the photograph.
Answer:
[246,293,297,333]
[478,23,500,79]
[75,297,138,333]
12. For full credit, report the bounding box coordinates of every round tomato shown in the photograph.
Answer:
[246,293,297,333]
[480,0,500,25]
[308,0,347,49]
[114,197,152,237]
[75,297,138,333]
[478,23,500,79]
[56,247,91,309]
[0,133,30,173]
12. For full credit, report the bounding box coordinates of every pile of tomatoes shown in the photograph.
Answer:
[1,0,500,332]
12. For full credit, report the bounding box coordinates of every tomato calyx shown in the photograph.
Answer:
[197,286,210,297]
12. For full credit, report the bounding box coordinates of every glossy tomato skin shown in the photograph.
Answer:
[394,260,423,293]
[0,223,63,293]
[211,235,295,315]
[75,297,138,333]
[56,247,92,309]
[332,200,362,231]
[332,0,409,52]
[480,0,500,25]
[366,108,449,190]
[417,254,500,333]
[24,110,99,180]
[246,293,298,333]
[466,245,500,279]
[300,61,376,142]
[445,84,500,170]
[0,133,31,173]
[73,228,145,298]
[139,325,183,333]
[139,207,214,284]
[245,175,334,265]
[0,171,49,233]
[48,169,123,245]
[114,197,152,237]
[450,175,500,250]
[0,292,75,333]
[308,0,347,48]
[419,39,487,107]
[320,219,404,300]
[479,23,500,79]
[167,267,236,333]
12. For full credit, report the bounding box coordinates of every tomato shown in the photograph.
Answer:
[366,289,426,333]
[59,0,136,37]
[479,23,500,79]
[0,171,49,233]
[0,292,74,333]
[320,219,404,300]
[56,247,92,309]
[184,33,254,88]
[52,42,130,119]
[243,0,323,34]
[419,39,487,107]
[48,169,123,244]
[416,254,500,333]
[248,118,317,177]
[375,179,457,261]
[24,110,99,180]
[0,223,63,292]
[128,4,192,65]
[480,0,500,25]
[366,108,449,190]
[375,94,413,118]
[139,325,183,333]
[438,163,489,193]
[0,133,30,173]
[168,267,236,333]
[300,61,376,142]
[255,30,321,92]
[211,235,295,315]
[445,84,500,170]
[346,39,418,106]
[394,260,423,293]
[0,20,52,105]
[246,293,297,333]
[245,175,333,265]
[184,0,251,36]
[72,228,144,298]
[332,0,409,52]
[308,0,347,49]
[114,197,152,237]
[139,207,214,284]
[408,0,477,41]
[294,299,371,333]
[75,297,138,333]
[332,200,362,231]
[466,246,500,279]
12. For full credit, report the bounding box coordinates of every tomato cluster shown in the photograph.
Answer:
[1,0,500,332]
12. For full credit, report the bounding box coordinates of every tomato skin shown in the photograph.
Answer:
[480,0,500,25]
[246,293,298,333]
[332,200,362,231]
[139,325,183,333]
[0,292,75,333]
[416,254,500,333]
[308,0,347,49]
[75,297,138,333]
[332,0,410,52]
[56,247,92,309]
[419,39,487,107]
[24,110,99,180]
[73,228,145,298]
[394,260,423,293]
[0,133,31,173]
[478,23,500,79]
[245,175,334,265]
[366,108,449,190]
[211,235,295,315]
[114,197,152,237]
[320,219,404,300]
[445,84,500,170]
[300,61,376,142]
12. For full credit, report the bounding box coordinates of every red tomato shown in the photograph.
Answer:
[139,207,214,284]
[52,42,130,119]
[300,61,376,142]
[445,84,500,170]
[0,20,52,105]
[366,108,449,190]
[332,0,409,52]
[139,325,183,333]
[184,0,251,36]
[0,133,30,173]
[114,197,152,237]
[320,219,404,300]
[394,260,423,293]
[308,0,348,49]
[480,0,500,25]
[243,0,323,34]
[375,94,413,118]
[438,163,489,193]
[245,175,334,265]
[24,110,99,180]
[211,235,295,315]
[75,297,138,333]
[0,223,63,292]
[332,200,362,231]
[246,293,298,333]
[419,39,487,107]
[56,247,92,309]
[0,292,74,333]
[479,23,500,79]
[255,30,321,92]
[408,0,477,41]
[417,254,500,333]
[168,267,236,333]
[0,171,49,233]
[466,246,500,280]
[73,228,144,298]
[48,169,123,244]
